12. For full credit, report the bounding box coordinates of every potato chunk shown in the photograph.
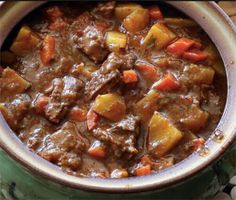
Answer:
[204,44,226,76]
[123,8,149,32]
[183,64,215,85]
[93,93,126,121]
[0,67,31,96]
[134,90,160,122]
[148,112,183,157]
[10,26,40,56]
[143,23,176,50]
[180,105,209,132]
[115,3,142,20]
[106,31,127,51]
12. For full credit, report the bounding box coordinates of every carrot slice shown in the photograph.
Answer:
[141,155,153,165]
[136,63,157,82]
[148,6,163,20]
[135,165,151,176]
[88,141,105,159]
[70,106,87,122]
[182,50,208,62]
[154,73,179,92]
[166,38,196,56]
[122,70,138,83]
[87,108,99,130]
[40,35,55,65]
[35,96,49,114]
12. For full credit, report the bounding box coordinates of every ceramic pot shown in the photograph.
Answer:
[0,1,236,200]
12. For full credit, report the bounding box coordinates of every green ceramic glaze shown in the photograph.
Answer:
[0,143,235,200]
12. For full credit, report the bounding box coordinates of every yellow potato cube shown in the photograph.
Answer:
[148,112,183,157]
[143,23,176,50]
[106,31,127,51]
[115,3,142,20]
[123,8,149,33]
[93,93,126,122]
[10,26,40,56]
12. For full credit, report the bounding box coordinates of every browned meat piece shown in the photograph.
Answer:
[38,122,88,170]
[9,94,31,121]
[93,127,138,157]
[76,25,109,63]
[94,1,116,18]
[100,52,136,74]
[115,114,140,132]
[45,76,83,123]
[72,12,92,31]
[92,116,140,157]
[85,69,120,100]
[0,94,31,130]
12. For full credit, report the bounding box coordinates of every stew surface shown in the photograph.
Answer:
[0,1,227,178]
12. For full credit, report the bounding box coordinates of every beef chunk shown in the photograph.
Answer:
[0,94,31,130]
[38,122,87,170]
[100,52,136,74]
[72,12,92,31]
[115,114,140,132]
[45,76,83,123]
[94,1,115,18]
[85,69,120,100]
[76,25,108,63]
[10,94,31,120]
[92,115,140,157]
[93,127,138,157]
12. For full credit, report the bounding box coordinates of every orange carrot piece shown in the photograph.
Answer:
[87,108,99,130]
[88,141,105,159]
[141,155,153,165]
[35,96,49,114]
[148,6,163,20]
[122,70,138,83]
[136,63,157,82]
[40,35,55,65]
[154,73,179,92]
[135,165,151,176]
[182,50,208,62]
[166,38,196,56]
[70,106,87,122]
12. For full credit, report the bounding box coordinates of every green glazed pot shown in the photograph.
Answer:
[0,1,236,200]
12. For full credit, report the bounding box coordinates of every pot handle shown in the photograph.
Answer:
[213,142,236,186]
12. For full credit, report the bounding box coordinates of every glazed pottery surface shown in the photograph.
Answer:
[0,1,236,200]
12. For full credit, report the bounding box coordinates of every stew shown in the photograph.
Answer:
[0,1,227,178]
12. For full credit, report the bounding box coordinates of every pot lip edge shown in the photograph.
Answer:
[0,1,236,193]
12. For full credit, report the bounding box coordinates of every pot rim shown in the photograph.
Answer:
[0,1,236,193]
